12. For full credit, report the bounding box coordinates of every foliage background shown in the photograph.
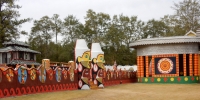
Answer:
[0,0,200,65]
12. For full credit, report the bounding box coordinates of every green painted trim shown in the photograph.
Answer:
[137,76,199,84]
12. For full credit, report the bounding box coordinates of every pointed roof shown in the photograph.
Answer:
[0,40,40,54]
[185,30,196,36]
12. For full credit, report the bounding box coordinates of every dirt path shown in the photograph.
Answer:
[2,83,200,100]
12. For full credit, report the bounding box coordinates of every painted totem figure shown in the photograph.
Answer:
[68,61,75,82]
[91,43,106,88]
[75,39,91,89]
[91,54,105,88]
[76,51,91,89]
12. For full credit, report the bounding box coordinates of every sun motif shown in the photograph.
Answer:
[170,78,174,81]
[145,78,148,82]
[184,77,188,81]
[157,78,161,82]
[157,58,173,74]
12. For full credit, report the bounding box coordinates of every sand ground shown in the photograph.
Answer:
[1,83,200,100]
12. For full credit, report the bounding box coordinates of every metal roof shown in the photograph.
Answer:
[0,46,40,54]
[129,36,200,48]
[3,40,29,47]
[9,60,41,66]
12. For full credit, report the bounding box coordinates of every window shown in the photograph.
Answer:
[30,53,34,60]
[25,54,27,60]
[19,52,24,59]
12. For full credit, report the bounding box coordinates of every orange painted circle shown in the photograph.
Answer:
[157,58,173,74]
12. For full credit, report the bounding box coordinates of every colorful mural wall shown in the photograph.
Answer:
[0,39,137,98]
[0,62,78,98]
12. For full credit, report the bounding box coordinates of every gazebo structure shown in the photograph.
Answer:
[0,40,41,67]
[129,30,200,83]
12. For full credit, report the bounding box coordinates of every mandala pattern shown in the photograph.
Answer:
[157,58,173,74]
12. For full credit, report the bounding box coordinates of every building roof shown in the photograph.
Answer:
[9,60,40,66]
[0,46,40,54]
[3,40,29,47]
[129,36,200,48]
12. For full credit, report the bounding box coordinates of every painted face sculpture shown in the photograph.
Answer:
[77,51,91,72]
[92,54,105,70]
[77,51,91,89]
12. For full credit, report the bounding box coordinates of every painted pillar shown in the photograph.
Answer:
[194,54,198,76]
[197,54,199,76]
[145,56,149,77]
[176,54,179,76]
[137,56,140,77]
[141,56,144,77]
[183,54,186,76]
[199,54,200,76]
[189,54,193,76]
[152,55,155,77]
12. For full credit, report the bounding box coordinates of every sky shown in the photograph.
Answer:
[16,0,182,42]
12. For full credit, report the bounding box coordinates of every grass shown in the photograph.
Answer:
[1,83,200,100]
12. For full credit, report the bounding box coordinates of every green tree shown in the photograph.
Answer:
[30,16,53,58]
[84,9,98,43]
[28,35,45,63]
[118,15,145,49]
[51,14,62,44]
[143,19,169,38]
[161,15,186,36]
[62,15,83,43]
[172,0,200,33]
[84,9,111,47]
[0,0,31,47]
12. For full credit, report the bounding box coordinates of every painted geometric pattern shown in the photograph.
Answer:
[138,76,199,83]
